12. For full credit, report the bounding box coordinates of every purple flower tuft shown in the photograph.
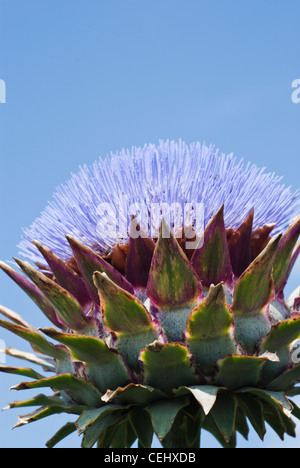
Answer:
[19,140,300,265]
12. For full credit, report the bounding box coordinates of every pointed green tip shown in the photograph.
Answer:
[270,233,282,250]
[31,239,52,259]
[94,270,156,337]
[93,270,112,291]
[191,204,232,287]
[217,204,225,216]
[65,234,85,253]
[146,218,201,309]
[32,239,43,249]
[159,217,172,241]
[65,234,83,254]
[206,283,226,306]
[272,216,300,293]
[13,257,31,271]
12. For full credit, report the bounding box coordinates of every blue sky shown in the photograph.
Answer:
[0,0,299,448]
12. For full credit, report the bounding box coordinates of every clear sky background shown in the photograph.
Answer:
[0,0,299,448]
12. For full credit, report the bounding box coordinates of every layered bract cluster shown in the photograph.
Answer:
[1,205,300,448]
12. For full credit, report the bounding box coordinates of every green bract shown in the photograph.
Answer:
[1,208,300,448]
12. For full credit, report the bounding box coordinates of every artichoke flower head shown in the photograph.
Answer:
[1,140,300,448]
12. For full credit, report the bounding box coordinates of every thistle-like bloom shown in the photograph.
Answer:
[0,139,300,449]
[19,140,300,264]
